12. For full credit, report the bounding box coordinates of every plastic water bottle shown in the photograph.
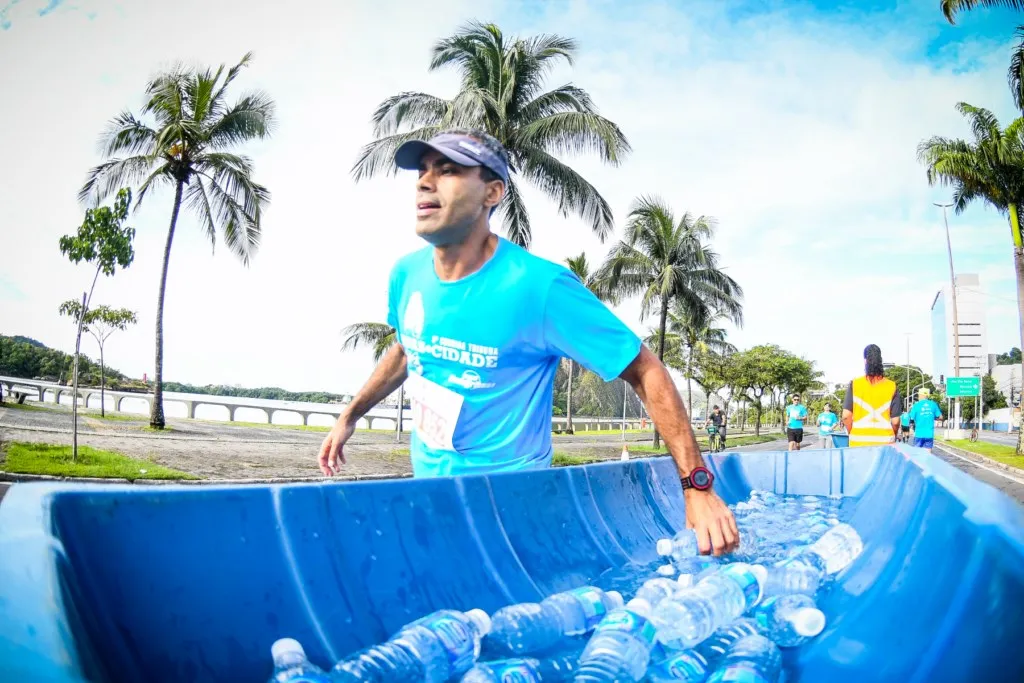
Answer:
[753,594,826,647]
[635,578,680,607]
[705,635,782,683]
[462,652,579,682]
[645,649,708,682]
[330,639,426,682]
[394,608,492,681]
[651,563,767,650]
[575,598,659,682]
[656,530,699,565]
[694,618,760,669]
[487,587,623,655]
[267,639,331,683]
[763,523,863,597]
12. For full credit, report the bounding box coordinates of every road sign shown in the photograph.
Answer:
[946,376,980,397]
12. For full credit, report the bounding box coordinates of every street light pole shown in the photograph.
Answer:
[935,202,962,432]
[904,332,912,404]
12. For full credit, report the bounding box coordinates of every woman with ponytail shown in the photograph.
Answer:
[842,344,904,448]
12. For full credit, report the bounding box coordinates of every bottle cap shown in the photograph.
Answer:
[676,573,694,589]
[466,608,492,636]
[271,638,305,662]
[656,563,676,576]
[656,538,673,556]
[626,597,652,617]
[606,590,624,609]
[792,607,826,637]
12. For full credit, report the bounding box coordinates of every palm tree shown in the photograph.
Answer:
[919,103,1024,453]
[351,22,630,249]
[562,252,614,432]
[645,304,736,417]
[598,197,743,447]
[939,0,1023,24]
[1012,26,1024,111]
[79,53,274,429]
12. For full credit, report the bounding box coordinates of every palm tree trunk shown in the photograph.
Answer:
[686,344,693,417]
[1008,203,1024,456]
[566,359,574,434]
[151,179,185,429]
[99,341,105,418]
[653,297,670,449]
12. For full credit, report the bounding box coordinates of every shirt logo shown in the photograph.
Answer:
[447,369,495,390]
[404,291,425,337]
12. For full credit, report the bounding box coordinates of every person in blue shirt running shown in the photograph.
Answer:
[816,403,839,449]
[899,409,912,443]
[908,388,944,452]
[785,394,809,451]
[317,129,739,555]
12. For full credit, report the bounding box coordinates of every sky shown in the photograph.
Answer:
[0,0,1021,395]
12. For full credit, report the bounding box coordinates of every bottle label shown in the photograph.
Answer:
[722,565,762,609]
[569,587,608,628]
[753,597,776,632]
[421,614,474,668]
[648,651,707,679]
[711,663,771,683]
[593,609,657,645]
[486,660,542,683]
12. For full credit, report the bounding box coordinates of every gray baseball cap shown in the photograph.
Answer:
[395,132,509,183]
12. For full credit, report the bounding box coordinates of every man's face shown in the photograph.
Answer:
[414,149,503,246]
[792,396,800,404]
[825,404,832,412]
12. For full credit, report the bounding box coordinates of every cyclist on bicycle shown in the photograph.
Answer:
[705,405,726,450]
[908,388,943,452]
[816,403,839,449]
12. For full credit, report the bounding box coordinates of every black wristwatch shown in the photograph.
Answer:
[681,466,714,491]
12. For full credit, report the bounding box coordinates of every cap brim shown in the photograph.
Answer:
[394,140,481,170]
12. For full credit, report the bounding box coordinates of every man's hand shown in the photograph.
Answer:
[685,488,740,556]
[318,415,356,476]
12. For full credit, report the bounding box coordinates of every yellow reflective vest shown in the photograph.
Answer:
[849,375,898,448]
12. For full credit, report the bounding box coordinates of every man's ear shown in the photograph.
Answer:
[485,180,506,211]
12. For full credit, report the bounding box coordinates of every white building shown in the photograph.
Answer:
[930,273,988,381]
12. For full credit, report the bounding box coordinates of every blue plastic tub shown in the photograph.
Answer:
[2,445,1023,682]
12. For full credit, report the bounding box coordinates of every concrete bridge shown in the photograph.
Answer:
[0,376,648,433]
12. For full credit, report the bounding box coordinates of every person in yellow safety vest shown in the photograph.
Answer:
[841,344,903,447]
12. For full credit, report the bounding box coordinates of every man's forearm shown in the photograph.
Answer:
[622,347,704,476]
[341,344,408,425]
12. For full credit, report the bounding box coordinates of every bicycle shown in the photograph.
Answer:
[707,425,724,453]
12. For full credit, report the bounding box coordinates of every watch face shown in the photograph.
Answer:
[691,468,712,489]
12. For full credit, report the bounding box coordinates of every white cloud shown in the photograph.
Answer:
[0,0,1019,394]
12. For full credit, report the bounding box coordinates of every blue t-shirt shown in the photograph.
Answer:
[816,411,838,435]
[900,411,911,428]
[909,399,943,439]
[785,404,808,429]
[387,238,642,477]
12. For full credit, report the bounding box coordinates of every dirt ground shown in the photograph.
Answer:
[0,402,786,480]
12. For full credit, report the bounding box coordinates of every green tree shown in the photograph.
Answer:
[80,53,275,429]
[995,350,1019,366]
[57,303,137,416]
[960,374,1010,422]
[599,197,742,446]
[351,22,630,248]
[58,188,136,459]
[693,349,735,422]
[919,103,1024,452]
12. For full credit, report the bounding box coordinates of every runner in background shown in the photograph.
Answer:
[843,344,902,447]
[816,402,839,449]
[899,409,912,443]
[908,388,944,452]
[785,394,808,451]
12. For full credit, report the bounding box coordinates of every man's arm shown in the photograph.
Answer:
[318,344,408,475]
[620,346,739,556]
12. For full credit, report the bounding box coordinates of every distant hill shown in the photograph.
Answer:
[11,335,46,348]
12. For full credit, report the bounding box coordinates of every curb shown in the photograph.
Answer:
[935,442,1024,476]
[0,471,413,485]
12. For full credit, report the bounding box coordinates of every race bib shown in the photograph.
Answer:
[405,372,465,451]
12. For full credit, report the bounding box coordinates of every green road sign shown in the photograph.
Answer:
[946,376,981,397]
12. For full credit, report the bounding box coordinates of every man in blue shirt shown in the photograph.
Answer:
[899,409,912,443]
[785,394,809,451]
[317,129,738,555]
[908,388,944,451]
[816,402,839,449]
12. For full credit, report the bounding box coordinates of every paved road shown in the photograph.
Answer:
[934,445,1024,505]
[979,430,1018,447]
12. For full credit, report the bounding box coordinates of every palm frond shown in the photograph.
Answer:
[99,111,158,157]
[370,92,450,137]
[183,179,218,249]
[79,156,162,206]
[956,102,1001,143]
[941,0,1024,24]
[496,175,531,247]
[516,85,595,122]
[520,147,614,240]
[1011,27,1024,113]
[207,91,276,147]
[515,111,631,164]
[341,322,397,363]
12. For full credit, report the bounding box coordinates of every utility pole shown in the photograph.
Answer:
[936,202,962,433]
[905,332,912,405]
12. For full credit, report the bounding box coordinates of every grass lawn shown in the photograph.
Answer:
[552,452,602,466]
[1,400,145,422]
[940,439,1024,470]
[553,428,654,436]
[0,441,196,480]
